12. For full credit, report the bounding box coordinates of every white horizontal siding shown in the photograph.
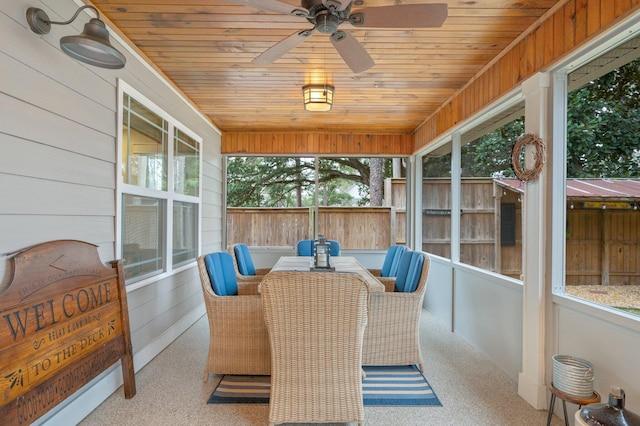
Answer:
[0,216,114,255]
[1,1,222,425]
[0,95,115,161]
[1,175,115,215]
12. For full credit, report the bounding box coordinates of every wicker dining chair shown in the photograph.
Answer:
[261,271,369,426]
[228,243,270,286]
[363,250,431,371]
[227,243,271,294]
[197,253,270,380]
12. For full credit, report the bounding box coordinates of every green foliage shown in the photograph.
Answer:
[567,58,640,178]
[423,153,452,177]
[462,119,524,178]
[226,156,396,207]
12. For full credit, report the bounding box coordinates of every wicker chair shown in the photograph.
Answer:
[197,254,270,380]
[363,250,430,372]
[227,243,270,286]
[261,271,369,426]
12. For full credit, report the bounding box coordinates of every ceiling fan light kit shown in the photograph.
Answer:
[226,0,448,74]
[302,84,335,112]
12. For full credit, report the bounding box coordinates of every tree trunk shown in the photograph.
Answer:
[370,158,384,206]
[296,158,302,207]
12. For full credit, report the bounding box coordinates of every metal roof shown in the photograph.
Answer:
[495,178,640,199]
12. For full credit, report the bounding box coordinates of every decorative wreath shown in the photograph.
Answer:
[511,133,546,182]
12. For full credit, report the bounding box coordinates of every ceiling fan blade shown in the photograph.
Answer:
[223,0,308,17]
[350,4,448,28]
[253,30,314,65]
[330,31,374,74]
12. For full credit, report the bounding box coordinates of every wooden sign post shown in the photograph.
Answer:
[0,240,136,425]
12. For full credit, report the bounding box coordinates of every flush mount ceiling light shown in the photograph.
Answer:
[302,84,335,112]
[26,5,126,69]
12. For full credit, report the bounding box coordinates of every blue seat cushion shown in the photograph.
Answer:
[297,240,314,256]
[234,244,256,276]
[394,251,424,293]
[328,240,340,256]
[380,245,407,277]
[297,239,340,256]
[204,252,238,296]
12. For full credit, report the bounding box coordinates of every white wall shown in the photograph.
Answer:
[553,298,640,421]
[0,1,222,424]
[423,255,454,331]
[424,260,524,382]
[424,256,640,422]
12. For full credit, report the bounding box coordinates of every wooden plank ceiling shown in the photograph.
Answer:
[92,0,562,133]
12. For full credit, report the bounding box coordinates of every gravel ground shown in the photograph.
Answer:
[565,285,640,310]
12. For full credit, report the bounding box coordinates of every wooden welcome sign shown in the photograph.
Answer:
[0,240,136,425]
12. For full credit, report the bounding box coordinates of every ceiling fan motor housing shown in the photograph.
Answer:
[314,11,340,34]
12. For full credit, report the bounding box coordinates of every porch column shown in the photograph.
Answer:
[518,72,551,409]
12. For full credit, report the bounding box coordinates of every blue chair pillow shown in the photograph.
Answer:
[234,244,256,276]
[380,245,407,277]
[394,251,424,293]
[204,252,238,296]
[297,240,315,256]
[328,240,340,256]
[297,239,341,256]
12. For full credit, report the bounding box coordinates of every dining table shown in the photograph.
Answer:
[268,255,385,293]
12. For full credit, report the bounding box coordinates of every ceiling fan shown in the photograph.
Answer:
[224,0,448,74]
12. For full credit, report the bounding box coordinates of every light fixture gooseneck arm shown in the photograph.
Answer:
[45,5,101,28]
[27,5,99,35]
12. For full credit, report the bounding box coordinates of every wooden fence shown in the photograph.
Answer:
[421,178,522,278]
[226,206,399,250]
[567,208,640,286]
[227,178,639,286]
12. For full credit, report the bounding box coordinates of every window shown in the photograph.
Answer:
[119,83,201,283]
[422,141,452,259]
[226,156,406,250]
[558,40,640,317]
[458,110,524,278]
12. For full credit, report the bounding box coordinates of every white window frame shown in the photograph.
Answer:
[116,80,203,290]
[549,15,640,328]
[415,91,525,278]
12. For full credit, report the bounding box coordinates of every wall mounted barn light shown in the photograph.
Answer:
[26,5,126,69]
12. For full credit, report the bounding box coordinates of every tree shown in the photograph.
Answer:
[461,119,524,178]
[423,59,640,179]
[566,58,640,178]
[226,156,399,207]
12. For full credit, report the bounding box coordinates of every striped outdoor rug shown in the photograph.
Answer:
[207,365,441,406]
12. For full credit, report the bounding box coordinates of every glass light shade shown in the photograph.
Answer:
[302,84,334,112]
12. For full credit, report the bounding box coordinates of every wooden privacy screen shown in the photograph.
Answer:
[0,240,135,425]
